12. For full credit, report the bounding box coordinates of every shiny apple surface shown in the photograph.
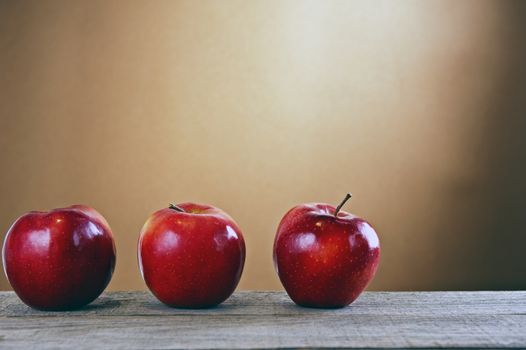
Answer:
[2,205,116,310]
[138,203,245,308]
[273,202,380,308]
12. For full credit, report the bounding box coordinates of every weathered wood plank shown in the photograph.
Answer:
[0,291,525,349]
[2,291,526,317]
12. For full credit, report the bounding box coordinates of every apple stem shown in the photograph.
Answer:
[168,203,185,212]
[334,193,352,217]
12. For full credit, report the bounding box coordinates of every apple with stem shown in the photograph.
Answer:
[138,202,245,308]
[2,205,116,310]
[273,194,380,308]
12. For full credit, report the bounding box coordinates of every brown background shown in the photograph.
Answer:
[1,0,525,292]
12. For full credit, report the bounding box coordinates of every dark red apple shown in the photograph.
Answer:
[138,203,245,308]
[273,194,380,308]
[2,205,116,310]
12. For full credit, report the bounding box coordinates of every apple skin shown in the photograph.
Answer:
[273,202,380,308]
[138,203,245,308]
[2,205,116,310]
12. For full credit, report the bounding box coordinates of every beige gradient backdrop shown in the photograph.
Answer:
[1,0,525,291]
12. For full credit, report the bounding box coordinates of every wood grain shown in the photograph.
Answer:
[1,291,525,349]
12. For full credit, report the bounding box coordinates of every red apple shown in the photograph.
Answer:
[273,194,380,308]
[138,203,245,308]
[2,205,116,310]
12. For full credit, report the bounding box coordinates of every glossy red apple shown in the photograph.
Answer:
[2,205,116,310]
[138,202,245,308]
[273,194,380,308]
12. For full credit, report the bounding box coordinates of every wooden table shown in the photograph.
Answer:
[1,291,525,349]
